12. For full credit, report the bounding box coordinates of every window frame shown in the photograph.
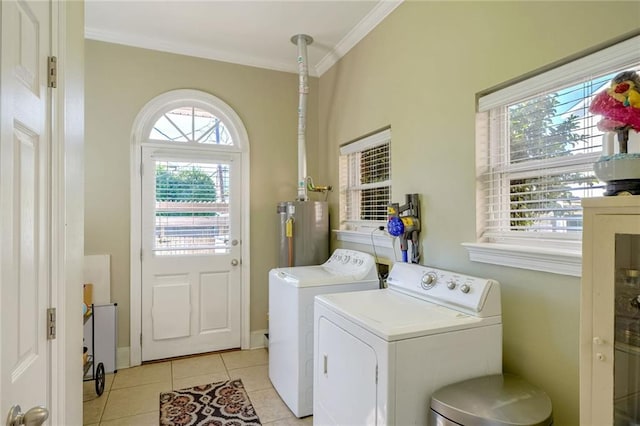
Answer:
[335,128,393,248]
[339,128,392,230]
[465,35,640,276]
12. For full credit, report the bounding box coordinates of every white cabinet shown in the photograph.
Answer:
[581,197,640,425]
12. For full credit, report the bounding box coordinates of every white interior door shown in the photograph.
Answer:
[141,147,242,361]
[1,0,52,422]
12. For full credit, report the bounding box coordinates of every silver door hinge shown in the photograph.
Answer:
[47,56,57,88]
[140,248,143,261]
[47,308,56,340]
[140,333,142,345]
[140,162,144,177]
[375,365,378,384]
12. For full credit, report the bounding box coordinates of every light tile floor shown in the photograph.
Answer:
[83,348,313,426]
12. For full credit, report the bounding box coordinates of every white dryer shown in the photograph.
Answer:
[268,249,380,418]
[313,262,502,426]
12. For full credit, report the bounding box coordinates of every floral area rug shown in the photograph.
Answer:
[160,379,261,426]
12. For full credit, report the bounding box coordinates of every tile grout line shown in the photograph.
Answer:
[221,353,229,374]
[98,380,112,425]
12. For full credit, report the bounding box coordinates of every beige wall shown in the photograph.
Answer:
[319,2,639,425]
[85,40,320,350]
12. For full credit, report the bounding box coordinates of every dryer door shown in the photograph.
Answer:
[315,316,378,425]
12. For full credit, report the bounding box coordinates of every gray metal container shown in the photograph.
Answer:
[430,374,553,426]
[277,201,328,267]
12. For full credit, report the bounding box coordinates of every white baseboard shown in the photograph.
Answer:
[250,329,268,349]
[117,332,267,370]
[117,346,130,370]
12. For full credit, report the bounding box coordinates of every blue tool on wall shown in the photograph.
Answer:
[387,193,421,263]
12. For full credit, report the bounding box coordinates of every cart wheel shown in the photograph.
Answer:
[95,362,105,396]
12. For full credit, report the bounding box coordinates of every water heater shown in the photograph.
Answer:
[277,201,328,267]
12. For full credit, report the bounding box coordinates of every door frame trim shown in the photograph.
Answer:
[51,1,85,423]
[129,89,251,366]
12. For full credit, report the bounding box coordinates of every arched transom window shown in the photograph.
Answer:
[149,106,234,146]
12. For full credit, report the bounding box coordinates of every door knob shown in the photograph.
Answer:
[231,259,239,266]
[6,405,49,426]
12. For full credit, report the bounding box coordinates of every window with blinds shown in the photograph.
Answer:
[339,128,391,231]
[476,36,639,248]
[154,160,230,255]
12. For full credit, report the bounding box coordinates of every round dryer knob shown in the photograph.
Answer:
[447,280,457,290]
[460,284,471,294]
[421,272,437,290]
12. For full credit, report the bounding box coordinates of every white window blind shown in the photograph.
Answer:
[476,35,640,249]
[339,128,391,230]
[154,160,230,255]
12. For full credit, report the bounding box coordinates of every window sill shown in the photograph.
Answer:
[334,229,394,248]
[461,242,582,277]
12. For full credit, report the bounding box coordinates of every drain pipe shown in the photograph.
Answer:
[292,34,313,202]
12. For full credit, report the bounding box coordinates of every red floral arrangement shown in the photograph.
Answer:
[589,70,640,153]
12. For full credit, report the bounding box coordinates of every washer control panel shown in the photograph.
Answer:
[323,249,376,278]
[386,263,500,316]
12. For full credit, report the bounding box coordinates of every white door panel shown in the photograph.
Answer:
[1,0,51,420]
[200,272,232,331]
[151,280,191,340]
[141,147,241,361]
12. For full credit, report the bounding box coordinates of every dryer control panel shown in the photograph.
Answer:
[386,263,501,318]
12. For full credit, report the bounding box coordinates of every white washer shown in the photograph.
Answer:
[268,249,380,418]
[313,262,502,426]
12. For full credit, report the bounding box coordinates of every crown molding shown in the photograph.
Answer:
[84,27,299,75]
[85,0,404,78]
[315,0,403,76]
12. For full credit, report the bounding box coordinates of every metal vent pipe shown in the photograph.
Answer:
[291,34,313,201]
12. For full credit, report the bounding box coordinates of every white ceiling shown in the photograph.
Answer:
[84,0,402,77]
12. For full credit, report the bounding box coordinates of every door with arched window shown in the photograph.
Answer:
[136,91,247,361]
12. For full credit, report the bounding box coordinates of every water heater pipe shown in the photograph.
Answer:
[292,34,313,201]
